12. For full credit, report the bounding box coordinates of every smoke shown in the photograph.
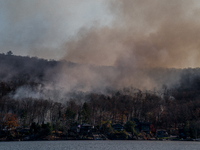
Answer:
[2,0,200,98]
[0,0,111,59]
[59,0,200,91]
[3,0,200,68]
[11,86,42,100]
[63,0,200,68]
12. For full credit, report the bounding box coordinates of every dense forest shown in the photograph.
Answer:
[1,52,200,140]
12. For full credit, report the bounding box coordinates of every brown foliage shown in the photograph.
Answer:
[4,113,19,129]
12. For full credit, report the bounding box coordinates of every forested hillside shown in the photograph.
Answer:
[1,53,200,139]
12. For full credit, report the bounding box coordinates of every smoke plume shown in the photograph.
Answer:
[2,0,200,98]
[63,0,200,68]
[59,0,200,91]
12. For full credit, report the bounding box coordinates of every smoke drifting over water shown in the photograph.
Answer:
[1,0,200,98]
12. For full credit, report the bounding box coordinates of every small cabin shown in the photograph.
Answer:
[112,124,124,131]
[156,129,168,137]
[80,123,92,135]
[131,118,151,133]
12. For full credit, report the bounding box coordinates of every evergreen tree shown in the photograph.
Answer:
[80,102,90,124]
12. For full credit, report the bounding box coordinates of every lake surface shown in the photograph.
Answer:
[1,140,200,150]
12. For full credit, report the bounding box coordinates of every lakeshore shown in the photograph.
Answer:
[1,130,199,142]
[1,140,200,150]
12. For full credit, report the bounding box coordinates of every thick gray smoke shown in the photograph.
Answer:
[61,0,200,91]
[1,0,200,99]
[64,0,200,68]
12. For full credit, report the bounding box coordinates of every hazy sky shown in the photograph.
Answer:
[1,0,200,68]
[0,0,112,59]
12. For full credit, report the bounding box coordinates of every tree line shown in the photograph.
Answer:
[1,53,200,139]
[1,85,200,138]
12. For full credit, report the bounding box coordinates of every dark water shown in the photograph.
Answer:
[0,140,200,150]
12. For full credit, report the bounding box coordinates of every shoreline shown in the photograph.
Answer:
[1,138,200,142]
